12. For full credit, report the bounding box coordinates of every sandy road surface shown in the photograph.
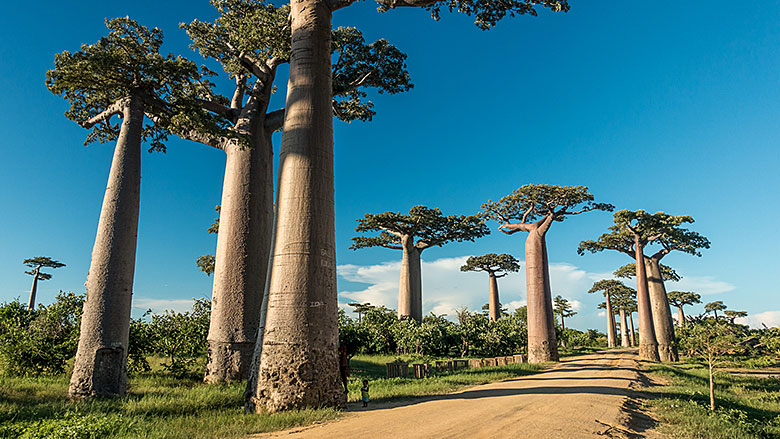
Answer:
[251,349,658,439]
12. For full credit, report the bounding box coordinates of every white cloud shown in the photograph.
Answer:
[672,276,736,296]
[132,297,199,315]
[597,311,606,317]
[737,311,780,329]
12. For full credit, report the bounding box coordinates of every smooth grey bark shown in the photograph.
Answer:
[629,312,636,347]
[488,273,500,322]
[645,257,678,362]
[247,0,345,412]
[69,96,143,398]
[676,304,686,327]
[398,234,423,321]
[605,292,616,348]
[204,123,274,383]
[619,309,630,347]
[525,225,558,363]
[633,238,659,361]
[27,268,40,310]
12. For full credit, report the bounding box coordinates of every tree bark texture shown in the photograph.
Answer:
[634,240,659,361]
[629,313,636,346]
[27,270,39,310]
[677,305,686,327]
[619,309,630,347]
[645,258,678,362]
[525,229,558,363]
[204,128,274,383]
[248,0,345,412]
[488,273,500,322]
[69,97,143,398]
[605,292,616,348]
[398,235,422,321]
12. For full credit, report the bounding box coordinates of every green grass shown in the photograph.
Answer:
[346,354,544,403]
[0,355,544,438]
[644,362,780,439]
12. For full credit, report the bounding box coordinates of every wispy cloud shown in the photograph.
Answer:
[737,310,780,329]
[132,297,200,315]
[672,276,736,295]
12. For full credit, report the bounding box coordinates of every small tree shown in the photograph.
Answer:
[705,301,727,321]
[22,257,66,310]
[667,291,701,327]
[679,320,738,410]
[196,205,220,277]
[483,184,613,362]
[350,206,488,321]
[347,302,374,324]
[724,310,747,324]
[588,279,631,348]
[460,253,520,321]
[553,295,576,348]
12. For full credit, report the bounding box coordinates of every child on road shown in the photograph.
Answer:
[360,379,369,407]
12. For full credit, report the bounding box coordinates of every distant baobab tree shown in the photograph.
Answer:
[705,301,727,320]
[667,291,701,327]
[460,253,520,321]
[23,257,65,310]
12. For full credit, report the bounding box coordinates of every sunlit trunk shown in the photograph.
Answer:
[398,235,422,321]
[27,270,40,310]
[645,258,678,362]
[634,239,659,361]
[526,229,558,363]
[488,273,500,322]
[619,309,630,347]
[605,292,616,348]
[677,305,686,327]
[629,312,636,346]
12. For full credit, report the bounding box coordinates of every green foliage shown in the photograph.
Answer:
[553,295,576,319]
[560,328,604,348]
[611,285,637,312]
[705,301,728,316]
[148,299,211,378]
[375,0,570,31]
[46,17,206,151]
[667,291,702,308]
[724,310,748,324]
[350,205,489,251]
[196,255,215,277]
[613,262,681,281]
[679,319,740,366]
[481,184,613,229]
[23,257,66,282]
[0,292,84,376]
[460,253,520,275]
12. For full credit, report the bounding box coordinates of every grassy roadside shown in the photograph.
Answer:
[1,355,544,439]
[643,362,780,439]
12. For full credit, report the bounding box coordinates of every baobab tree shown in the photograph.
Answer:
[553,295,576,348]
[611,285,637,347]
[724,310,747,324]
[47,18,205,398]
[251,0,571,412]
[579,210,693,361]
[23,257,65,310]
[705,301,727,320]
[667,291,701,327]
[482,184,613,363]
[350,206,488,321]
[347,302,373,324]
[181,0,412,384]
[588,279,627,348]
[460,253,520,321]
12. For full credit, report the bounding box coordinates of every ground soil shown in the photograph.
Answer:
[250,348,665,439]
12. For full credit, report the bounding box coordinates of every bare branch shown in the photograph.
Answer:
[230,75,247,110]
[264,108,285,132]
[80,97,130,128]
[196,98,237,121]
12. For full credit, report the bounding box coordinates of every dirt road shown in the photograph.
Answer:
[251,349,658,439]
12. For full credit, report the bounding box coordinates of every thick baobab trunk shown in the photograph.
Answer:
[488,272,500,322]
[69,97,143,398]
[645,258,678,362]
[634,240,659,361]
[398,235,422,321]
[27,269,40,310]
[204,127,274,383]
[676,305,686,327]
[525,229,558,363]
[629,312,636,346]
[605,293,616,348]
[247,0,345,412]
[619,309,630,347]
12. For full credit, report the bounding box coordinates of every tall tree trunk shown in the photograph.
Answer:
[559,314,566,349]
[645,258,678,362]
[619,309,630,347]
[247,0,344,412]
[204,127,274,383]
[525,228,558,363]
[69,97,143,398]
[398,235,422,321]
[713,310,718,320]
[605,292,616,348]
[488,272,500,322]
[629,312,636,346]
[677,305,686,327]
[634,239,660,361]
[27,269,39,310]
[708,360,715,410]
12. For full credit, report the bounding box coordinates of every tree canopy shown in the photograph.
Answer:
[23,257,66,281]
[667,291,701,308]
[553,295,576,319]
[613,263,681,282]
[588,279,634,297]
[350,206,489,251]
[481,184,613,234]
[46,17,205,152]
[724,310,747,323]
[611,286,637,312]
[460,253,520,276]
[705,301,727,314]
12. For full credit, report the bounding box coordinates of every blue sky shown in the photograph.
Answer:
[1,1,778,331]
